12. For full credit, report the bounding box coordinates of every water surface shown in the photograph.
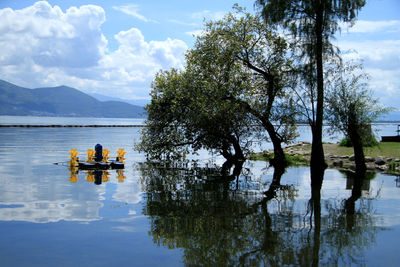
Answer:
[0,117,399,266]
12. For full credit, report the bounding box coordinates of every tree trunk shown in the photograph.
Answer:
[264,120,288,168]
[349,128,367,173]
[348,102,367,173]
[311,0,327,187]
[231,136,245,161]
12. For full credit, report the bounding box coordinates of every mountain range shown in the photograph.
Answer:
[89,93,150,107]
[0,80,146,118]
[1,79,398,121]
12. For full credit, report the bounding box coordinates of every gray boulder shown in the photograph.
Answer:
[375,157,386,166]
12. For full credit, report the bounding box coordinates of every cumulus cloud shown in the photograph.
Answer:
[0,1,188,100]
[0,1,107,68]
[97,28,187,98]
[338,31,400,107]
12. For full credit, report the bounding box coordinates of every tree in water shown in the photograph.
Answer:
[255,0,366,185]
[325,61,390,173]
[138,7,298,170]
[186,7,298,168]
[136,67,260,166]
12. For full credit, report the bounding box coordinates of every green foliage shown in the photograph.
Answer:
[256,0,366,169]
[285,154,309,166]
[388,162,400,174]
[249,152,309,166]
[248,153,274,161]
[137,7,299,161]
[339,135,379,148]
[361,134,379,147]
[256,0,366,45]
[188,7,299,145]
[255,0,366,86]
[339,137,353,147]
[388,161,400,168]
[136,66,258,161]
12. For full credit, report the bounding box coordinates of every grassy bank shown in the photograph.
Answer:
[248,153,309,166]
[322,142,399,158]
[249,142,400,168]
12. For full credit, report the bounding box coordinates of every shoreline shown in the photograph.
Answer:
[252,141,400,174]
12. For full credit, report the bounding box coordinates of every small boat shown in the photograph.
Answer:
[78,160,124,170]
[70,144,126,170]
[381,125,400,142]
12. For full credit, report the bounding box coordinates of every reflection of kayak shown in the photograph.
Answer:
[78,160,124,170]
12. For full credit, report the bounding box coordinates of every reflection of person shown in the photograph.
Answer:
[94,170,102,185]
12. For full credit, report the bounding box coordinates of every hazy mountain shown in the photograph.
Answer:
[0,80,146,118]
[90,93,150,107]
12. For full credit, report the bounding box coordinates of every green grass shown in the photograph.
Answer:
[249,142,400,164]
[248,153,309,166]
[248,153,273,161]
[285,154,309,166]
[324,142,400,158]
[387,161,400,174]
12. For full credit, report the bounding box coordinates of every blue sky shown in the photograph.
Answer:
[0,0,399,110]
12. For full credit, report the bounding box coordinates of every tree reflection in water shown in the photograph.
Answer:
[138,160,385,266]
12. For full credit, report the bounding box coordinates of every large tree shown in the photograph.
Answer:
[137,67,260,163]
[139,8,298,169]
[187,7,298,168]
[255,0,366,183]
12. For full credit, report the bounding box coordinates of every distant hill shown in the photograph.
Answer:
[0,80,146,118]
[90,93,150,107]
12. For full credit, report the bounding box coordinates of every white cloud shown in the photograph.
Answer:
[96,27,188,98]
[191,10,226,21]
[186,29,204,37]
[336,24,400,109]
[113,4,157,23]
[0,1,188,100]
[169,19,199,27]
[339,40,400,69]
[366,68,400,108]
[341,20,400,34]
[0,1,107,69]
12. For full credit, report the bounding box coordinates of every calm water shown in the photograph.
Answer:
[0,116,399,266]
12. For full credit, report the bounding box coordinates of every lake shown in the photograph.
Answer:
[0,116,399,266]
